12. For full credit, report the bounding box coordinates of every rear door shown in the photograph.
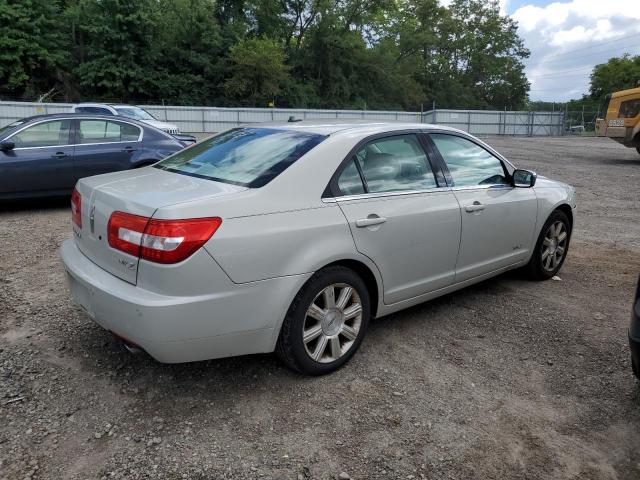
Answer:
[333,133,461,304]
[428,132,538,282]
[72,119,142,182]
[0,119,74,196]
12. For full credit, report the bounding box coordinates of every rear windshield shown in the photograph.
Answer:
[154,127,326,187]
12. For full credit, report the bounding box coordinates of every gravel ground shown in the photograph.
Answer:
[1,136,640,480]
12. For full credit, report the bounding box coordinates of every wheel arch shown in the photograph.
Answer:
[321,259,381,319]
[555,203,574,231]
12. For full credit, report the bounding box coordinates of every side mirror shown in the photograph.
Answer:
[0,140,15,151]
[512,169,536,188]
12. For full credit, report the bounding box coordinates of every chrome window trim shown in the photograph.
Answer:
[322,183,514,203]
[449,184,513,192]
[6,116,143,150]
[322,186,449,203]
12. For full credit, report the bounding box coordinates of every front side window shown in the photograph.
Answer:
[78,120,140,144]
[430,134,509,187]
[154,128,326,188]
[350,134,437,194]
[11,120,72,148]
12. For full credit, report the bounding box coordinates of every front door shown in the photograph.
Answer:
[0,119,74,197]
[334,133,461,305]
[428,132,538,282]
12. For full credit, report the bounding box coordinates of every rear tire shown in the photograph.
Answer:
[526,209,571,280]
[276,266,370,375]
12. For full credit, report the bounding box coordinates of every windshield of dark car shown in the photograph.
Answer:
[154,128,326,187]
[115,107,155,121]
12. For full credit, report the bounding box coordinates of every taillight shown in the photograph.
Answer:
[107,212,149,257]
[71,188,82,228]
[107,211,221,264]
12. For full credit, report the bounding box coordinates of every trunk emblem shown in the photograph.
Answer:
[89,205,96,234]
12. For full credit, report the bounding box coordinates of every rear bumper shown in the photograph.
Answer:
[59,239,309,363]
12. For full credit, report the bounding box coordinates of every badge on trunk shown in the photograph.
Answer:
[89,204,96,234]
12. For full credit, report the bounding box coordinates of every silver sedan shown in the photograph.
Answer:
[60,122,577,375]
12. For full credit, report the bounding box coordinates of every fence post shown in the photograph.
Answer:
[201,108,205,133]
[529,111,533,136]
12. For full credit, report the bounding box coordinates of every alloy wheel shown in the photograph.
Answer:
[302,283,363,363]
[541,220,568,272]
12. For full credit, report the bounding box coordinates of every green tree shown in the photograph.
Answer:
[0,0,68,99]
[590,54,640,100]
[71,0,158,102]
[150,0,225,105]
[224,37,291,106]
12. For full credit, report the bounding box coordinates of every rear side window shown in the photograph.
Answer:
[430,134,509,187]
[343,134,437,194]
[11,120,72,148]
[78,120,141,144]
[154,128,326,188]
[337,160,366,195]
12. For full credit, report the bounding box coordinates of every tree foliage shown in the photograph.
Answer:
[590,54,640,101]
[0,0,531,110]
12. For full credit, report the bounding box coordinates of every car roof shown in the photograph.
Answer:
[74,103,115,108]
[3,113,150,128]
[254,120,465,136]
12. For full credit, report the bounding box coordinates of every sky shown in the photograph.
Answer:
[510,0,640,102]
[444,0,640,102]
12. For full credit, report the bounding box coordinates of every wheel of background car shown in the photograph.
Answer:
[276,266,370,375]
[526,209,571,280]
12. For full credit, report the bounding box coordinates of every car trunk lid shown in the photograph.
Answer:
[73,167,246,284]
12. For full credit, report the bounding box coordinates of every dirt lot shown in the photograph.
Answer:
[1,136,640,480]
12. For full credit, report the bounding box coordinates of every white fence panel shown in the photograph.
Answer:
[0,101,564,136]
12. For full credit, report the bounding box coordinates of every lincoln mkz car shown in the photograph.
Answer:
[0,113,190,200]
[60,122,577,375]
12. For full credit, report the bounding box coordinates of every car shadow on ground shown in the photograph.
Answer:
[63,269,528,393]
[0,196,69,212]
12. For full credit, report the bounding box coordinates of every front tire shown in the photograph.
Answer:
[276,266,370,375]
[526,209,571,280]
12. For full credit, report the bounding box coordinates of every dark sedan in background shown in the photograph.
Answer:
[630,276,640,379]
[0,113,190,200]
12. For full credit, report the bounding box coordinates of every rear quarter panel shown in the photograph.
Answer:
[202,204,366,284]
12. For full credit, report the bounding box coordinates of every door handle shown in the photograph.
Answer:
[51,152,68,159]
[464,202,485,213]
[122,146,136,153]
[355,216,387,228]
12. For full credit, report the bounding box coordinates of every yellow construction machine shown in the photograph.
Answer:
[595,86,640,154]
